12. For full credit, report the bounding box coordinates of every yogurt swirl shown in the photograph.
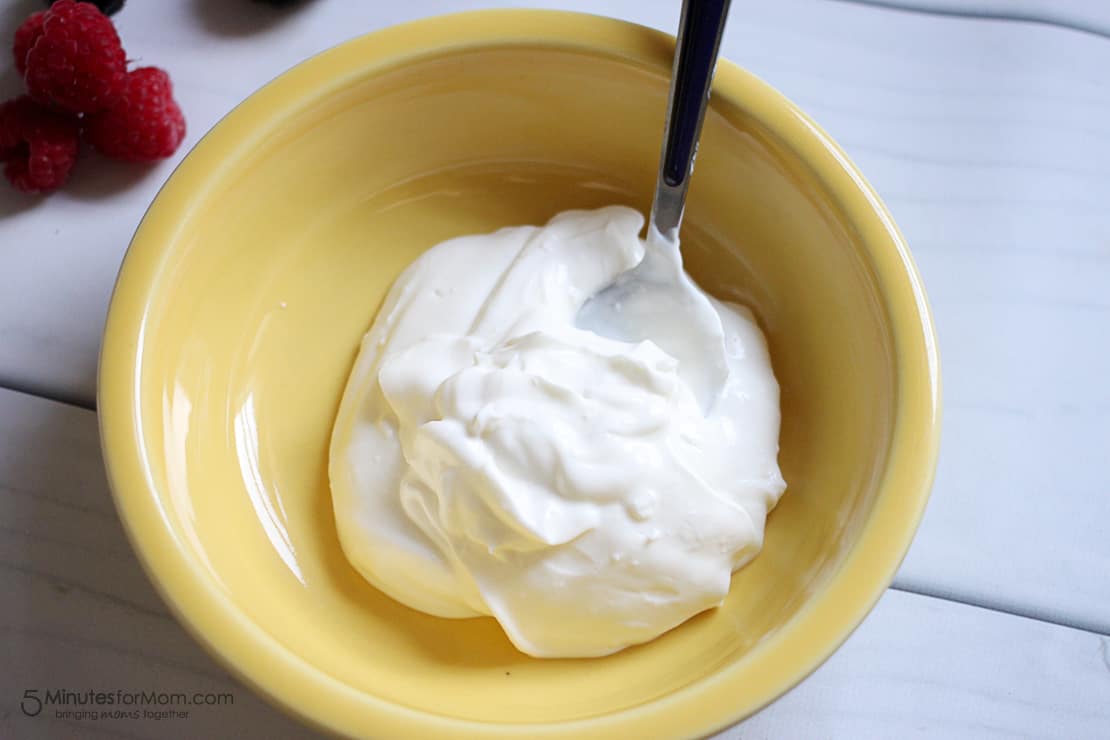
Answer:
[329,206,785,657]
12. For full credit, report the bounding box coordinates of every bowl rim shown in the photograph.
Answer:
[98,9,941,739]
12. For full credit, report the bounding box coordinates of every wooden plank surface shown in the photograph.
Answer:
[1,1,1109,732]
[838,0,1110,38]
[0,388,1106,739]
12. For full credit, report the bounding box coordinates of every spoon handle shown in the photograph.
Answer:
[651,0,732,241]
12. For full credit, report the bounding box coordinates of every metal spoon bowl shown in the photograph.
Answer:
[576,0,733,412]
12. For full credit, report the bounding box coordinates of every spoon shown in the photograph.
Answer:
[576,0,733,412]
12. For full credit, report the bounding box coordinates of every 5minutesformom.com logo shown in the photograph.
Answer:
[20,688,234,722]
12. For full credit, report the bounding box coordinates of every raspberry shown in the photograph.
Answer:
[47,0,126,16]
[23,0,126,114]
[0,96,80,193]
[13,11,46,76]
[85,67,186,162]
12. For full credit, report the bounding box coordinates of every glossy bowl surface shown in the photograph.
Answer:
[99,10,940,739]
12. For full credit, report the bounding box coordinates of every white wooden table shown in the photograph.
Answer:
[2,1,1109,737]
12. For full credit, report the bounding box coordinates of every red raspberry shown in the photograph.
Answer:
[85,67,186,162]
[12,11,46,76]
[23,0,126,114]
[49,0,126,16]
[0,96,80,193]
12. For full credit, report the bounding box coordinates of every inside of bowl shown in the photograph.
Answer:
[135,45,893,722]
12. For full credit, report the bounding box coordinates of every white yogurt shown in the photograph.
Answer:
[329,206,786,658]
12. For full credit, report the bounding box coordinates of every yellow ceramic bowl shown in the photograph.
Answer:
[99,10,940,739]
